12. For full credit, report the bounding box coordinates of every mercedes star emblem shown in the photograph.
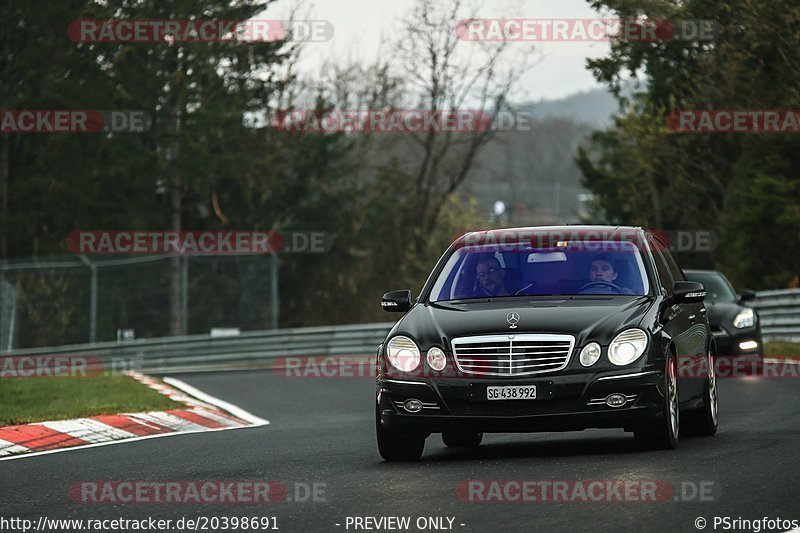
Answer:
[507,312,520,329]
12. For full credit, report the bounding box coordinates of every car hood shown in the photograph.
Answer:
[394,296,656,349]
[705,301,746,328]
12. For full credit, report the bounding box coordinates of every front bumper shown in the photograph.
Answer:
[377,368,665,434]
[711,325,763,358]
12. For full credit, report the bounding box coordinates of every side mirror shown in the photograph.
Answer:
[739,288,756,302]
[672,281,706,304]
[381,290,413,312]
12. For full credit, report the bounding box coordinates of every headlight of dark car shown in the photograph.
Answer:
[733,308,756,329]
[426,346,447,371]
[386,335,421,372]
[608,328,648,366]
[579,342,602,366]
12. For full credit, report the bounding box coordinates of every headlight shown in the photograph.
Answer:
[386,336,421,372]
[733,308,755,329]
[426,347,446,371]
[608,329,648,366]
[579,342,601,366]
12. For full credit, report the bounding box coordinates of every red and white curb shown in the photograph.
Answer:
[0,373,268,461]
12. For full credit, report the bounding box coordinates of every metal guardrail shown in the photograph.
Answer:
[0,322,395,374]
[751,289,800,343]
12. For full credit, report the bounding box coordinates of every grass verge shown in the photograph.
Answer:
[0,375,184,426]
[763,341,800,359]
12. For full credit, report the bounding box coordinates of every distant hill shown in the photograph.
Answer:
[515,81,641,127]
[460,83,643,224]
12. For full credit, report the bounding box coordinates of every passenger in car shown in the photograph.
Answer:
[476,257,511,296]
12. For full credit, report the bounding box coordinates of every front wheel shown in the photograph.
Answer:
[376,405,425,461]
[681,352,718,437]
[635,356,679,450]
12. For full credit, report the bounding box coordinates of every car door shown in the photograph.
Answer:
[648,235,698,403]
[662,246,709,400]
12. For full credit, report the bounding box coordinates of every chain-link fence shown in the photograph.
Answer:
[0,254,278,350]
[0,278,17,350]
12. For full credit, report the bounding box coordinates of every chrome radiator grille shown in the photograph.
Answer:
[451,334,575,376]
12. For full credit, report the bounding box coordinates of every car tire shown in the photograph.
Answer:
[375,405,425,461]
[681,352,718,437]
[442,431,483,448]
[635,356,679,450]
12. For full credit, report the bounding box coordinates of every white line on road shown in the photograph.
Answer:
[163,377,270,425]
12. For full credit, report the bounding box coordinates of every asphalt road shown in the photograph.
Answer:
[1,369,799,533]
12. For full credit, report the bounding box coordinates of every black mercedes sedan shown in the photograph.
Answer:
[683,269,763,362]
[376,226,718,460]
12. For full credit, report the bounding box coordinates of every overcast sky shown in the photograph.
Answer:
[264,0,611,102]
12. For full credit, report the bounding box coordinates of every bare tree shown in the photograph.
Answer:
[279,0,537,301]
[392,0,535,245]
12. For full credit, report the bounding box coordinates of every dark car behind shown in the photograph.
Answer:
[684,270,763,361]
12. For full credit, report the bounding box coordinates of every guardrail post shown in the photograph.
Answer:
[89,264,97,344]
[80,255,97,344]
[270,253,278,330]
[181,255,189,335]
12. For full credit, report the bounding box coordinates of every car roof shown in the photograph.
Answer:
[458,225,646,243]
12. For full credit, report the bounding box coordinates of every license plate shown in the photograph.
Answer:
[486,385,537,400]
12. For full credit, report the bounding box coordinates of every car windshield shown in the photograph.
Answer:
[429,240,650,302]
[685,271,737,303]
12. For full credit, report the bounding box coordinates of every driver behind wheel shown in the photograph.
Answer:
[589,254,634,294]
